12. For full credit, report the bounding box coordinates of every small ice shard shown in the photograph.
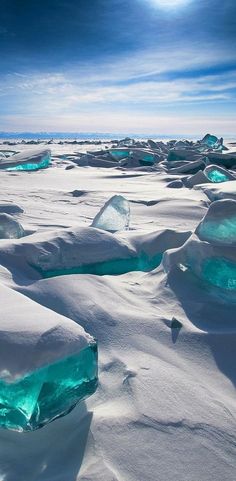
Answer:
[0,286,98,432]
[0,148,51,171]
[196,199,236,246]
[91,195,130,232]
[204,164,235,183]
[200,134,223,150]
[0,213,25,239]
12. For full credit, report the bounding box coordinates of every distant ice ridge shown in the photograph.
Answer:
[0,148,51,171]
[91,195,130,232]
[164,200,236,297]
[0,285,97,432]
[0,213,25,239]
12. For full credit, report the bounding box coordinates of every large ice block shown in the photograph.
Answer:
[196,200,236,246]
[0,149,51,171]
[0,213,25,239]
[0,286,98,431]
[91,195,130,232]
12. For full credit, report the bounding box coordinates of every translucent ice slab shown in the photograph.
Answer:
[6,155,50,171]
[202,257,236,290]
[91,195,130,232]
[196,200,236,245]
[201,134,222,148]
[0,213,25,239]
[204,165,234,183]
[39,252,163,278]
[0,149,51,171]
[0,343,97,432]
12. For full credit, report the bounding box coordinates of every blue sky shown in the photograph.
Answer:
[0,0,236,135]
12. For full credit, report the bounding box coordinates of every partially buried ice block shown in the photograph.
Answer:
[0,148,51,171]
[0,286,98,432]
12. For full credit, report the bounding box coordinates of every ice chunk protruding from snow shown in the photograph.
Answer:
[0,286,97,431]
[196,199,236,246]
[164,199,236,296]
[91,195,130,232]
[0,213,25,239]
[204,164,235,183]
[200,133,223,150]
[0,148,51,171]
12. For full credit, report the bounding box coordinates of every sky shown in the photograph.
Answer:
[0,0,236,135]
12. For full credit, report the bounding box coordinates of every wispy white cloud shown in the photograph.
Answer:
[0,43,236,133]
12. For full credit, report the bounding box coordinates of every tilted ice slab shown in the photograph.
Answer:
[0,285,97,431]
[206,152,236,169]
[0,148,51,171]
[91,195,130,232]
[0,213,25,239]
[163,200,236,297]
[200,133,224,150]
[204,164,235,183]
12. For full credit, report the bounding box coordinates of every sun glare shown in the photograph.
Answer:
[150,0,191,9]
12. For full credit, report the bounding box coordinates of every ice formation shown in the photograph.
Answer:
[0,148,51,171]
[204,164,235,183]
[164,200,236,295]
[196,199,236,245]
[0,286,97,432]
[200,133,223,150]
[0,213,25,239]
[91,195,130,232]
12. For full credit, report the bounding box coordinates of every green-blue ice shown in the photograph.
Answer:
[0,343,98,432]
[39,252,163,279]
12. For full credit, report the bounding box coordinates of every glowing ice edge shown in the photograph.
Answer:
[163,200,236,294]
[0,148,51,171]
[0,285,94,383]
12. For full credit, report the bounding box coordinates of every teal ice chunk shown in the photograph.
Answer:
[205,169,229,183]
[202,257,236,290]
[140,153,155,164]
[6,155,50,171]
[201,134,223,150]
[39,252,163,278]
[198,216,236,245]
[91,195,130,232]
[109,150,131,159]
[0,343,98,432]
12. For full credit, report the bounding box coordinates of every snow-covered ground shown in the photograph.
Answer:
[0,138,235,481]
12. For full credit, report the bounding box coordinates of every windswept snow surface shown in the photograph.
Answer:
[0,137,235,481]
